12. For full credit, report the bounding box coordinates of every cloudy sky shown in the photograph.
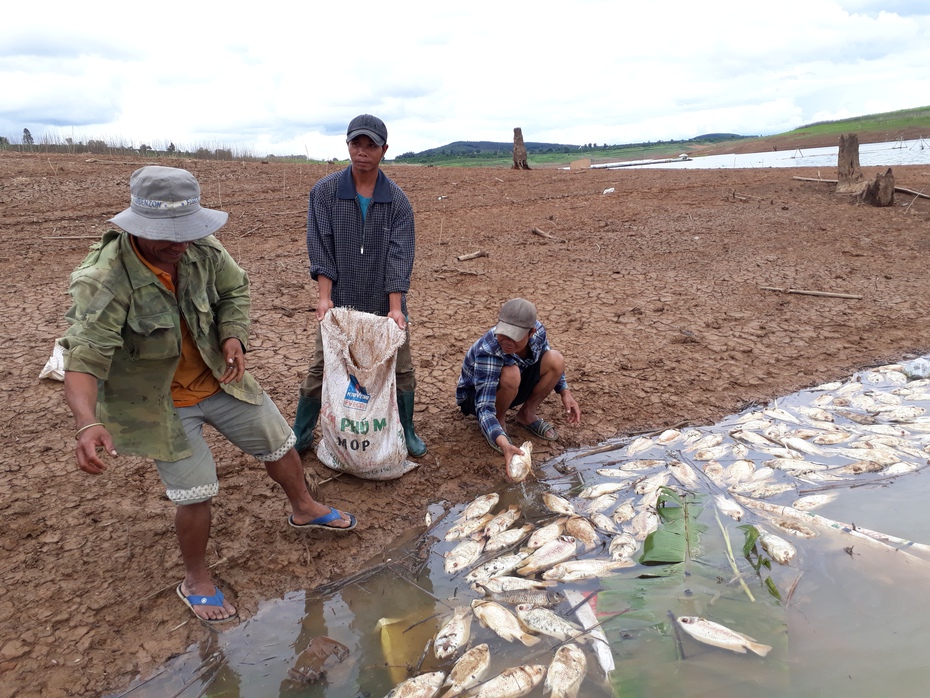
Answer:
[2,0,928,160]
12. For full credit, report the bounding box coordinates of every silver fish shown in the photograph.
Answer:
[791,493,837,511]
[526,518,567,549]
[759,529,796,565]
[541,558,634,581]
[579,481,628,499]
[507,441,533,482]
[475,576,558,594]
[714,494,745,521]
[625,435,655,455]
[517,535,578,575]
[694,444,730,461]
[473,665,546,698]
[589,511,622,535]
[434,605,473,659]
[667,459,700,487]
[445,538,485,575]
[446,513,494,541]
[772,519,818,539]
[463,493,499,520]
[619,459,666,471]
[470,600,540,646]
[625,509,659,540]
[545,643,587,698]
[608,531,639,561]
[676,616,772,656]
[515,604,585,643]
[656,428,683,444]
[585,492,619,514]
[564,515,600,552]
[484,504,522,538]
[464,551,530,584]
[634,471,670,495]
[485,524,534,553]
[387,671,447,698]
[611,499,637,525]
[441,643,490,698]
[478,587,566,607]
[543,493,576,516]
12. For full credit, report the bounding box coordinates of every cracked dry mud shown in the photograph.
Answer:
[1,148,929,697]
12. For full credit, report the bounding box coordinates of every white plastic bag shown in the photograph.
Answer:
[316,308,416,480]
[39,341,65,381]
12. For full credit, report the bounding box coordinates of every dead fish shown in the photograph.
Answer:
[764,457,828,473]
[635,471,670,495]
[812,429,853,445]
[608,532,639,562]
[878,405,926,423]
[470,600,540,646]
[473,665,546,698]
[387,671,447,698]
[477,587,566,607]
[485,524,534,553]
[759,529,796,564]
[579,481,628,499]
[475,576,558,594]
[543,493,576,516]
[544,643,586,698]
[484,504,522,538]
[434,606,473,659]
[694,444,730,461]
[730,428,773,447]
[772,519,818,539]
[724,459,756,485]
[507,441,533,482]
[676,616,772,657]
[619,459,666,471]
[589,511,622,535]
[542,558,634,582]
[595,468,637,479]
[781,436,825,456]
[287,635,349,685]
[833,447,899,466]
[833,460,886,475]
[656,428,682,444]
[751,466,776,481]
[625,509,659,540]
[666,458,700,487]
[833,409,877,426]
[463,493,499,520]
[625,435,655,455]
[446,514,494,541]
[585,492,618,514]
[714,494,745,521]
[465,551,530,584]
[517,535,578,575]
[796,405,835,422]
[564,515,600,552]
[611,499,637,525]
[515,604,585,642]
[762,406,801,425]
[445,538,485,575]
[791,493,837,510]
[703,461,727,485]
[729,481,795,499]
[441,643,490,698]
[885,461,921,475]
[526,518,567,549]
[687,432,725,452]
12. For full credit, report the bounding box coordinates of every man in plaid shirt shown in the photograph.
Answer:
[456,298,581,477]
[294,114,426,458]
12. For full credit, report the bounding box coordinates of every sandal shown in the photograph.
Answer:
[485,432,511,454]
[518,418,558,441]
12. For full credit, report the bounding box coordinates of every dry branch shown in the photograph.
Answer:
[793,176,929,200]
[456,250,488,261]
[531,227,567,242]
[760,286,862,300]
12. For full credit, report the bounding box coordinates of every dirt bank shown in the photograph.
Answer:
[1,152,929,697]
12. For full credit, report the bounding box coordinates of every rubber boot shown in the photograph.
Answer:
[397,390,427,458]
[293,396,321,455]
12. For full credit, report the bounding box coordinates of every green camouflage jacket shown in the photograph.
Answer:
[59,230,263,461]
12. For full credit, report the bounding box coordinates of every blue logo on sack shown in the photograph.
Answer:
[343,374,370,411]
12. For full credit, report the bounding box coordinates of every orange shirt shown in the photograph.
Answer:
[131,238,221,407]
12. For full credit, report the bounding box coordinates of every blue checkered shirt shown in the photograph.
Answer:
[456,321,568,443]
[307,167,414,316]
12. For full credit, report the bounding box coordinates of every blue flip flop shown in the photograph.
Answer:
[176,583,238,624]
[289,506,357,531]
[519,418,558,441]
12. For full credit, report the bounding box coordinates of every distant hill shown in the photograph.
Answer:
[394,133,751,162]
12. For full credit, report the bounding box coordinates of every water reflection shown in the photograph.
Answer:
[112,357,930,698]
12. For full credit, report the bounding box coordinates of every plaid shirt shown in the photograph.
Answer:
[456,321,568,443]
[307,166,414,316]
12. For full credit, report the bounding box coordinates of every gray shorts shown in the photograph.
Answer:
[155,391,296,505]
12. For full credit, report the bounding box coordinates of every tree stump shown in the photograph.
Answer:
[836,133,864,195]
[858,168,895,207]
[512,127,530,170]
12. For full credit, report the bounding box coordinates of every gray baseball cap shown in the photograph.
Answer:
[495,298,537,341]
[346,114,388,146]
[108,166,228,242]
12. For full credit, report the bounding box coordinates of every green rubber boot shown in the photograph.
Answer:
[397,390,427,458]
[293,396,321,455]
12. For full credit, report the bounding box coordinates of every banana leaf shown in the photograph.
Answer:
[639,487,707,565]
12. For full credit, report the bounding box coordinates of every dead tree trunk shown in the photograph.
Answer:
[836,133,864,195]
[512,127,530,170]
[858,168,895,207]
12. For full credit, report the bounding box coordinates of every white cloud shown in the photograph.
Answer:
[1,0,928,158]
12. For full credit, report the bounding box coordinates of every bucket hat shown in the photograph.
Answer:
[108,166,228,242]
[495,298,537,341]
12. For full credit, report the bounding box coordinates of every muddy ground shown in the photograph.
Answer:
[1,141,929,697]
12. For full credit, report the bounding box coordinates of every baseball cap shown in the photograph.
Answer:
[108,166,228,242]
[495,298,537,342]
[346,114,388,146]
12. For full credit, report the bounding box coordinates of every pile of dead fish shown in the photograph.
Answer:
[385,360,930,697]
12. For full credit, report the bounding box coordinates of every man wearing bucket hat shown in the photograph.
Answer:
[59,165,357,625]
[293,114,427,458]
[456,298,582,478]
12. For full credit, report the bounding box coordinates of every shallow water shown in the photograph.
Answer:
[605,138,930,170]
[112,358,930,698]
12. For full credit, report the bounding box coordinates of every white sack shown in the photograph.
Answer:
[316,307,416,480]
[39,341,65,381]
